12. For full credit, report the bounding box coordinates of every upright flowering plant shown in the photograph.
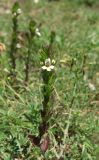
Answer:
[39,58,56,140]
[28,31,56,153]
[9,2,22,74]
[38,31,56,142]
[24,20,41,83]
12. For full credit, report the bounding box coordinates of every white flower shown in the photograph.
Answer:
[16,43,21,49]
[41,58,54,71]
[17,8,22,15]
[13,8,22,17]
[88,82,96,91]
[42,65,54,71]
[35,28,41,37]
[34,0,39,3]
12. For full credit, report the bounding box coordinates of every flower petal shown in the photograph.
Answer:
[47,67,51,71]
[50,65,54,70]
[42,66,47,70]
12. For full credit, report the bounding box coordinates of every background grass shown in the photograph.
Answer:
[0,0,99,159]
